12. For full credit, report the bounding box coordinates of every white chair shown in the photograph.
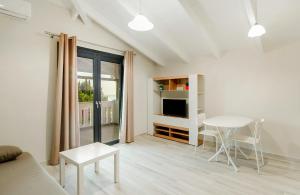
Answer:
[195,114,219,154]
[232,118,265,174]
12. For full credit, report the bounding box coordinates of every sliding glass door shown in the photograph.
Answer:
[77,56,95,145]
[99,61,122,144]
[77,47,123,145]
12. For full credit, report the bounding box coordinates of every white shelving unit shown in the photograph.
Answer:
[147,74,205,145]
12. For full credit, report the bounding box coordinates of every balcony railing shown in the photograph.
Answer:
[79,101,118,128]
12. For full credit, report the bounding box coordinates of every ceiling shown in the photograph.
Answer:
[53,0,300,66]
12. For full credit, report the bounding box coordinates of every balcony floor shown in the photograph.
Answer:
[80,124,119,146]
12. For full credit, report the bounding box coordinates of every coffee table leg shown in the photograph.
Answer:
[77,166,84,195]
[114,152,119,183]
[60,157,65,187]
[95,161,100,173]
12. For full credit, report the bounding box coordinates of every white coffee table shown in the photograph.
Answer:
[59,142,120,195]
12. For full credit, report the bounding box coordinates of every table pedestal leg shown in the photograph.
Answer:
[238,147,249,159]
[60,157,65,187]
[208,146,224,162]
[114,152,119,183]
[95,161,100,174]
[209,127,239,172]
[224,147,238,172]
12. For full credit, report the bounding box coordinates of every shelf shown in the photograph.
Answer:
[154,133,189,144]
[153,75,188,81]
[170,131,189,137]
[154,77,188,91]
[153,114,189,119]
[154,123,189,131]
[161,90,188,92]
[156,128,169,133]
[150,74,205,146]
[154,123,189,144]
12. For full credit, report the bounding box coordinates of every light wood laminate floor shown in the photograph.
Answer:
[45,134,300,195]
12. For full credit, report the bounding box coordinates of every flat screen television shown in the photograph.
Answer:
[162,99,187,118]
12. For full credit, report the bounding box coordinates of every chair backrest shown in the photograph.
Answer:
[253,118,264,141]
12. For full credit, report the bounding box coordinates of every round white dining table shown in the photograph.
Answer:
[202,115,254,172]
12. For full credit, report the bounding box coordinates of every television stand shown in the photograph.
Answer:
[148,74,205,145]
[154,123,189,144]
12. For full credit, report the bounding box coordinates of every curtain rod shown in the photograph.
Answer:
[44,31,136,55]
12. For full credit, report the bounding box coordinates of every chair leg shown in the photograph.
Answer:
[195,133,198,152]
[202,135,205,150]
[227,146,231,166]
[215,137,218,161]
[254,144,260,174]
[234,141,237,161]
[260,142,264,166]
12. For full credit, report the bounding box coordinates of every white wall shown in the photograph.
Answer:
[134,54,155,135]
[0,0,155,162]
[155,42,300,160]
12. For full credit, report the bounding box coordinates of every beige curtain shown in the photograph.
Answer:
[121,51,134,143]
[50,33,80,165]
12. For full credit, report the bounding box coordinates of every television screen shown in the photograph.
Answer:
[163,99,187,118]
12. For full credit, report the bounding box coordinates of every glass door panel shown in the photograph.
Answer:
[100,61,121,143]
[77,57,94,146]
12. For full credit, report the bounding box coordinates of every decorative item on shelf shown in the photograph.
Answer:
[176,84,185,91]
[176,86,184,91]
[159,84,164,91]
[185,82,189,91]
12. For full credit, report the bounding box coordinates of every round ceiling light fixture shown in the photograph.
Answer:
[128,14,153,31]
[128,0,153,31]
[247,0,266,38]
[248,23,266,38]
